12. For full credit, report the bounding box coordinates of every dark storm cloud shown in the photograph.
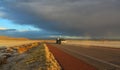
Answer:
[0,30,58,38]
[1,0,120,37]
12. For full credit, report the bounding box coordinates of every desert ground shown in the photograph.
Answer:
[0,37,61,70]
[65,40,120,48]
[0,38,120,70]
[0,40,41,48]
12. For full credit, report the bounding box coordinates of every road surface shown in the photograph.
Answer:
[49,43,120,70]
[47,44,96,70]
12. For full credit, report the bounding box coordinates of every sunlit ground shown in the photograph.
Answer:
[0,40,41,47]
[64,40,120,48]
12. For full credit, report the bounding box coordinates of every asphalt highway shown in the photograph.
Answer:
[50,44,120,70]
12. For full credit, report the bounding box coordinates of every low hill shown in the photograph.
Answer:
[0,36,29,40]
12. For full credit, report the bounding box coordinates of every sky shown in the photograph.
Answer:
[0,18,40,31]
[0,0,120,39]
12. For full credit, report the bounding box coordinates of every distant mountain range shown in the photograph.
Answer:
[0,36,29,40]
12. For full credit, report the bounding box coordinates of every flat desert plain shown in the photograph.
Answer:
[65,40,120,48]
[0,40,41,48]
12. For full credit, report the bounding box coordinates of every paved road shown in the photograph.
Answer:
[47,44,96,70]
[50,44,120,70]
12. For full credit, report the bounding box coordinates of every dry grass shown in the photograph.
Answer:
[44,44,61,70]
[0,42,61,70]
[0,40,41,48]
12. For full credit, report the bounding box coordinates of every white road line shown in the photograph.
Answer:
[61,47,120,69]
